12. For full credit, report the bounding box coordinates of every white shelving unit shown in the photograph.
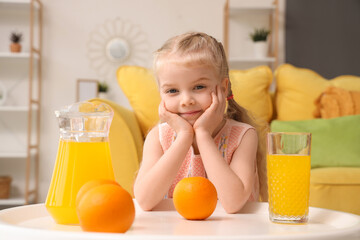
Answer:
[223,0,279,70]
[0,0,42,206]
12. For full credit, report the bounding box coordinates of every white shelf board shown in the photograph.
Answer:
[229,57,275,63]
[230,6,275,10]
[0,0,39,9]
[0,197,26,206]
[0,152,27,158]
[0,0,31,3]
[0,52,39,60]
[229,3,275,15]
[0,105,38,112]
[0,106,29,112]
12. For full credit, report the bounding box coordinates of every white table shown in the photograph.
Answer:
[0,200,359,240]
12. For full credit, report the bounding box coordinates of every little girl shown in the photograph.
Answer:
[134,32,267,213]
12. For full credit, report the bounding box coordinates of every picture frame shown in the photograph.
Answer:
[76,79,98,102]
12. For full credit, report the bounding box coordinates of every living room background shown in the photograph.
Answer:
[0,0,284,203]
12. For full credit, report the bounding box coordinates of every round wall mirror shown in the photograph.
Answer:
[106,38,130,62]
[87,18,149,80]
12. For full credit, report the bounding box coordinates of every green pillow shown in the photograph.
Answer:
[270,115,360,168]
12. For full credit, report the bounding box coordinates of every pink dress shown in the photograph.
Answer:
[159,119,260,200]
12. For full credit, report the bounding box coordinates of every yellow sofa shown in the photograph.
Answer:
[91,64,360,215]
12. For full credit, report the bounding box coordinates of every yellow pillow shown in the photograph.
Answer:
[230,66,273,122]
[117,66,160,137]
[275,64,360,121]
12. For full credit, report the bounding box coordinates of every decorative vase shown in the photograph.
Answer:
[253,41,268,58]
[10,43,21,53]
[98,92,108,99]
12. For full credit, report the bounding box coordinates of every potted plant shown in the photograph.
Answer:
[249,28,271,58]
[9,32,23,53]
[98,81,109,99]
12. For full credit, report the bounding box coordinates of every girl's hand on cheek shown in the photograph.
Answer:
[193,85,226,136]
[159,100,194,137]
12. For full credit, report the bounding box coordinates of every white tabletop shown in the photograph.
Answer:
[0,200,359,240]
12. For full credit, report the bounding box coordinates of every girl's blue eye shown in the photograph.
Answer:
[167,89,178,94]
[194,85,205,90]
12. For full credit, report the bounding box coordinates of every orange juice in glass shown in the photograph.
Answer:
[267,132,311,224]
[45,101,115,225]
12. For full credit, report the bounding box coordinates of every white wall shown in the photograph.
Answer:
[2,0,285,202]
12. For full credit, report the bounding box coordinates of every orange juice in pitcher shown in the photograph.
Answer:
[45,101,115,225]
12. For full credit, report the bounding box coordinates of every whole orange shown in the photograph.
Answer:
[173,177,218,220]
[76,181,135,233]
[76,179,120,208]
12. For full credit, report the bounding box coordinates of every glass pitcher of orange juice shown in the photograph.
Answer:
[45,101,115,225]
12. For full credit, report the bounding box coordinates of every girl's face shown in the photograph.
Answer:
[158,62,226,125]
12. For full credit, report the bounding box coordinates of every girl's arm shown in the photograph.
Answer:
[134,101,193,211]
[194,84,258,213]
[195,128,258,214]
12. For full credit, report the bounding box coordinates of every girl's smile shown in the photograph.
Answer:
[179,110,203,121]
[180,110,202,116]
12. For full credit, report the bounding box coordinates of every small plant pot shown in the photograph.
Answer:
[10,43,22,53]
[0,176,12,199]
[98,92,108,99]
[253,41,268,58]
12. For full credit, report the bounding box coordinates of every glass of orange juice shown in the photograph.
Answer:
[267,132,311,224]
[45,101,115,225]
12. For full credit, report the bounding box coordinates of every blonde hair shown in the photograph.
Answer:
[154,32,268,202]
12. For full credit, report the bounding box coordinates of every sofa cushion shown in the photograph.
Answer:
[310,167,360,215]
[230,66,273,122]
[311,167,360,185]
[117,66,160,137]
[270,115,360,168]
[275,64,360,121]
[314,86,360,119]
